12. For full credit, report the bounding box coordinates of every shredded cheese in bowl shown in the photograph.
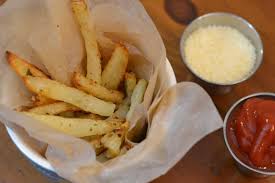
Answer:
[184,25,256,84]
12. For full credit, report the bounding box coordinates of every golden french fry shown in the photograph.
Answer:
[102,121,128,158]
[78,113,105,120]
[111,72,136,119]
[6,51,54,105]
[101,132,123,158]
[24,76,115,116]
[125,72,136,97]
[121,121,130,130]
[96,32,116,66]
[6,51,49,78]
[32,94,56,106]
[126,79,147,121]
[73,72,124,103]
[15,105,33,112]
[102,44,129,90]
[23,112,118,137]
[90,137,105,155]
[28,102,80,115]
[82,135,100,142]
[71,0,102,83]
[112,98,130,120]
[107,118,125,129]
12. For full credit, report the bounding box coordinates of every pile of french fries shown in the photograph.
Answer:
[5,0,148,159]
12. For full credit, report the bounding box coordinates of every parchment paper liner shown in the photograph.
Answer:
[0,0,223,182]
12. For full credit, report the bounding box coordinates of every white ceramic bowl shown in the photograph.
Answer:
[6,59,177,181]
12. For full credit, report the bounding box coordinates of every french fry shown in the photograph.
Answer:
[126,79,147,121]
[15,105,33,112]
[28,102,80,115]
[73,72,124,103]
[6,51,49,78]
[23,112,119,137]
[107,118,125,129]
[125,72,136,97]
[112,98,130,120]
[82,135,100,142]
[111,73,136,119]
[121,120,130,130]
[101,132,123,158]
[32,94,56,106]
[102,44,129,90]
[102,121,128,158]
[78,113,105,120]
[6,51,54,105]
[24,76,115,116]
[71,0,102,83]
[110,72,136,119]
[119,122,131,156]
[90,137,105,155]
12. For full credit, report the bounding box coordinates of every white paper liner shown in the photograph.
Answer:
[0,0,223,182]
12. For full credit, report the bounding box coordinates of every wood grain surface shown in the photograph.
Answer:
[0,0,275,182]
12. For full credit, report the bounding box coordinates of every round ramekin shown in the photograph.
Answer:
[223,92,275,178]
[180,12,263,94]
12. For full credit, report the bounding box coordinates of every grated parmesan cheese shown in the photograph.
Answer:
[183,25,256,84]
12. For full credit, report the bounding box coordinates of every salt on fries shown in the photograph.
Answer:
[102,44,129,90]
[6,0,148,160]
[73,72,124,103]
[24,113,121,137]
[6,51,48,78]
[28,102,80,115]
[103,122,128,158]
[24,76,116,116]
[101,132,123,158]
[6,51,55,105]
[125,72,137,97]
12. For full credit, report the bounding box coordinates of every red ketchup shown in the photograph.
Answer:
[227,98,275,170]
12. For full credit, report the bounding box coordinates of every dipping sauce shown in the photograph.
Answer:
[227,97,275,171]
[184,25,256,84]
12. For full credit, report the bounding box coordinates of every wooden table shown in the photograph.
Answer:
[0,0,275,182]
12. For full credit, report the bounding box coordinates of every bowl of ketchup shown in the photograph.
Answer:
[224,93,275,177]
